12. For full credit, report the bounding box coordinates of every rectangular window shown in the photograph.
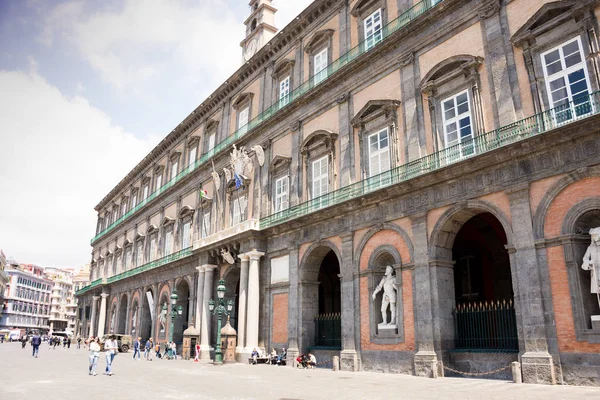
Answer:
[136,243,144,267]
[117,255,122,273]
[274,176,289,212]
[121,202,127,216]
[164,231,173,256]
[542,37,592,123]
[170,161,178,181]
[442,90,474,161]
[314,48,328,84]
[150,237,157,261]
[131,194,137,207]
[201,212,211,238]
[364,8,383,50]
[312,155,329,199]
[238,107,249,134]
[208,133,216,152]
[279,76,290,107]
[368,128,391,177]
[155,174,163,191]
[142,185,149,200]
[182,222,191,248]
[232,195,246,226]
[188,147,197,167]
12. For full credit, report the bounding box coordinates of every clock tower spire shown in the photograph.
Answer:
[241,0,278,62]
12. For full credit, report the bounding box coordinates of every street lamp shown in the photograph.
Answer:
[208,279,234,364]
[162,291,184,344]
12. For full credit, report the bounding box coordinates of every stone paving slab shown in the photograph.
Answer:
[0,343,598,400]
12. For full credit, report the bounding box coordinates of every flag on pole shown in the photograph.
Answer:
[234,173,243,189]
[200,189,208,199]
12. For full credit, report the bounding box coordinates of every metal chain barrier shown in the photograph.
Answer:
[443,364,511,377]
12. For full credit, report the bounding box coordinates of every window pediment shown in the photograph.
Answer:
[269,155,292,172]
[420,55,483,94]
[350,0,383,17]
[511,1,580,47]
[300,130,338,156]
[154,165,165,174]
[161,217,175,227]
[134,232,145,242]
[273,58,295,78]
[205,119,219,133]
[169,151,181,161]
[351,100,400,128]
[232,92,254,110]
[146,224,158,235]
[305,29,334,53]
[123,239,132,248]
[178,205,195,219]
[114,245,123,254]
[187,136,200,147]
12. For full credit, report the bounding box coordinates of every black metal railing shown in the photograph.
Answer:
[453,299,518,352]
[314,313,341,348]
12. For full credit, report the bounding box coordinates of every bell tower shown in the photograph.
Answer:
[240,0,278,62]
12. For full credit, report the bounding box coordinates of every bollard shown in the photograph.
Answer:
[333,356,340,371]
[511,361,522,383]
[431,360,438,379]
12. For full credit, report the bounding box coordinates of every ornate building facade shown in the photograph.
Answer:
[76,0,600,385]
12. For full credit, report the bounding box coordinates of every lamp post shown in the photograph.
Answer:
[208,279,234,365]
[162,291,184,344]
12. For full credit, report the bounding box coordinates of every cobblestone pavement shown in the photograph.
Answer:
[1,343,599,400]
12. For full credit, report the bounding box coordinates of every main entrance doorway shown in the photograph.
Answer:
[314,250,341,348]
[452,212,517,352]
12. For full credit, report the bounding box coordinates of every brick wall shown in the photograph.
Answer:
[272,293,288,344]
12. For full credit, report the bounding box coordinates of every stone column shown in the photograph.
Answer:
[411,213,439,377]
[96,293,109,338]
[286,247,300,367]
[89,296,99,337]
[245,250,264,353]
[200,265,217,359]
[236,254,250,357]
[195,266,206,332]
[507,186,556,384]
[339,233,358,371]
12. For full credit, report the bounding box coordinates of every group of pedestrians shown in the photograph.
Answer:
[88,335,118,376]
[133,337,179,361]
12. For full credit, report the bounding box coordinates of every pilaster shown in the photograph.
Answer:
[200,264,217,359]
[236,254,250,359]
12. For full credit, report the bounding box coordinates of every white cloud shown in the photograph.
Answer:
[0,70,159,268]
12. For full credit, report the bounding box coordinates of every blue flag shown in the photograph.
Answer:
[234,172,243,189]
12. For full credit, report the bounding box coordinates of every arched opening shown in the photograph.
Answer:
[130,299,139,337]
[451,212,517,352]
[301,246,341,350]
[251,18,257,31]
[223,266,240,333]
[157,293,169,340]
[172,280,190,346]
[140,289,153,341]
[118,294,127,334]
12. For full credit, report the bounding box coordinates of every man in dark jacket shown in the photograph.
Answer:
[31,333,42,358]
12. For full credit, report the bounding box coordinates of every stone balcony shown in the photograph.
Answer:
[193,218,260,251]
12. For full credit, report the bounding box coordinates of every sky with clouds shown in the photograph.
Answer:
[0,0,313,269]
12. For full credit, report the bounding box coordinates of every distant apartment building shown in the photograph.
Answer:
[45,267,76,334]
[0,250,8,308]
[72,265,90,337]
[0,264,53,334]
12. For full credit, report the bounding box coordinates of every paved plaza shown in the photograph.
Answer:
[0,343,599,400]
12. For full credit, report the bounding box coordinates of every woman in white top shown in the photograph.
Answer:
[88,338,101,376]
[104,336,117,376]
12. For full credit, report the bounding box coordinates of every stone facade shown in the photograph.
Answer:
[76,0,600,386]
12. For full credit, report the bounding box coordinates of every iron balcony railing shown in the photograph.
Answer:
[260,90,599,229]
[314,313,342,348]
[74,278,103,296]
[90,0,446,245]
[75,247,193,295]
[453,299,518,352]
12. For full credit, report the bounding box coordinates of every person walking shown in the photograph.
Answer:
[77,337,81,349]
[89,337,100,376]
[67,337,71,349]
[155,342,161,359]
[194,342,200,362]
[145,338,153,361]
[171,342,177,359]
[31,333,41,358]
[104,335,117,376]
[132,337,141,361]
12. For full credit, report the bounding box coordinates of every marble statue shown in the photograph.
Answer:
[110,308,116,333]
[582,227,600,309]
[131,307,137,331]
[221,248,235,265]
[159,305,167,333]
[372,265,399,327]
